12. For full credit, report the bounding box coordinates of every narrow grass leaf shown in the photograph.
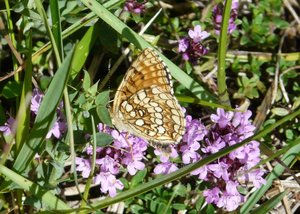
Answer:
[13,48,74,173]
[0,165,70,210]
[70,24,100,80]
[250,191,287,214]
[49,0,63,58]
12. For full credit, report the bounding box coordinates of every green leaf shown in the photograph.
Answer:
[88,81,99,97]
[95,132,114,147]
[131,169,147,187]
[240,35,250,45]
[39,76,52,91]
[241,17,250,31]
[49,0,63,58]
[285,129,294,140]
[95,90,110,106]
[273,17,289,29]
[1,81,22,99]
[96,106,113,126]
[174,184,186,197]
[205,204,215,214]
[172,203,186,210]
[292,97,300,110]
[195,196,205,211]
[271,107,290,116]
[150,199,157,212]
[70,24,100,80]
[82,70,91,91]
[130,204,144,213]
[98,20,119,53]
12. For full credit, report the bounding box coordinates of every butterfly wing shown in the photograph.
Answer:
[112,48,186,147]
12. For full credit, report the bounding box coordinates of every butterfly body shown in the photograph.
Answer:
[111,48,186,148]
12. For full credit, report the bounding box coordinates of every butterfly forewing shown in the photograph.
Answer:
[112,48,186,148]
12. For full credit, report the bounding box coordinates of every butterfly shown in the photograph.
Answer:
[111,48,186,150]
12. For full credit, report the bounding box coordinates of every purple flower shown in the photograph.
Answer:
[96,155,120,175]
[154,145,178,163]
[154,161,178,174]
[216,181,244,211]
[46,120,67,139]
[30,88,67,139]
[213,0,239,35]
[76,123,148,197]
[201,137,226,154]
[183,115,207,144]
[76,157,91,178]
[211,108,234,129]
[155,108,265,211]
[124,0,147,14]
[178,25,210,62]
[180,115,207,164]
[203,187,221,204]
[94,172,124,197]
[191,165,208,180]
[197,108,264,210]
[208,162,230,181]
[127,159,145,175]
[178,38,189,53]
[238,167,266,189]
[31,88,43,114]
[0,117,15,136]
[188,25,210,43]
[181,146,200,164]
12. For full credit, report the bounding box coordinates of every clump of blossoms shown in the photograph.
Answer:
[0,88,66,139]
[155,108,266,211]
[76,123,148,197]
[212,0,239,35]
[124,0,147,14]
[0,117,15,136]
[31,88,67,139]
[178,25,210,63]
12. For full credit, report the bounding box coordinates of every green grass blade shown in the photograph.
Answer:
[31,1,121,64]
[15,31,32,151]
[49,0,63,59]
[250,191,287,214]
[34,0,61,65]
[0,165,70,210]
[12,48,74,173]
[217,0,232,106]
[70,24,100,80]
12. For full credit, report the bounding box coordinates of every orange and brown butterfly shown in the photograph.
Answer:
[111,48,186,150]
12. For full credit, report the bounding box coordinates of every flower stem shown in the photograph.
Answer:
[217,0,232,107]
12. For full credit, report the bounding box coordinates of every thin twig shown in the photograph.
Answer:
[283,0,300,25]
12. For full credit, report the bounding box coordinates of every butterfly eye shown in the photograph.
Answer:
[111,48,186,149]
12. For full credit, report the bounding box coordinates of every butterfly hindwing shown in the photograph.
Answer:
[111,48,186,148]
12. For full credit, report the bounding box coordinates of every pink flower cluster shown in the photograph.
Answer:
[0,88,265,211]
[124,0,147,14]
[213,0,239,35]
[155,108,266,211]
[0,88,66,139]
[76,123,148,197]
[178,25,210,62]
